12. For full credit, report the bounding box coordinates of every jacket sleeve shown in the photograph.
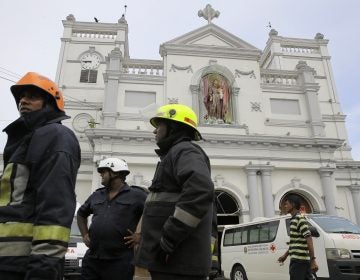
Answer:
[160,144,214,253]
[26,149,79,280]
[77,194,94,218]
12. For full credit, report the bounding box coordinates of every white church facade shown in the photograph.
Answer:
[54,5,360,226]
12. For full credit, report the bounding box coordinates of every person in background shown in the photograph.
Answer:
[0,72,81,280]
[77,158,146,280]
[277,194,319,280]
[134,103,215,280]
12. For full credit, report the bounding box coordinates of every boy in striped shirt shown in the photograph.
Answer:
[278,195,319,280]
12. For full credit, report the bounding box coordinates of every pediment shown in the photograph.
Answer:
[162,23,259,51]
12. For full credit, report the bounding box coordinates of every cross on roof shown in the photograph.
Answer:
[198,4,220,24]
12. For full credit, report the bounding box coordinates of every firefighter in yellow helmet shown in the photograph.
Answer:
[0,72,80,280]
[134,103,215,280]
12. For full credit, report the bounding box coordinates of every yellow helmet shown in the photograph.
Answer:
[150,103,202,141]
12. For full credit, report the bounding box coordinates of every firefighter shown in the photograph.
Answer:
[134,103,215,280]
[0,72,81,280]
[77,158,146,280]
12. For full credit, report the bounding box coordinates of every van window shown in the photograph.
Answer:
[309,215,360,234]
[70,218,81,236]
[234,228,242,245]
[249,225,260,243]
[223,220,279,246]
[241,228,248,244]
[223,229,234,246]
[285,218,291,236]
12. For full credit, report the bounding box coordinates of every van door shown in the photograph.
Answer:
[247,220,288,280]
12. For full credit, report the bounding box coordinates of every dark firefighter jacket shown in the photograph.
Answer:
[135,135,214,276]
[0,107,80,279]
[77,184,146,259]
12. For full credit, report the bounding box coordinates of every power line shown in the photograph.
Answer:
[0,70,20,80]
[63,95,102,110]
[0,66,21,78]
[0,75,16,83]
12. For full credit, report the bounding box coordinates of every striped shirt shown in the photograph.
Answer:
[289,212,311,261]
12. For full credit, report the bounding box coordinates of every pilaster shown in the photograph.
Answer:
[350,185,360,225]
[232,87,240,124]
[245,165,262,220]
[102,48,122,128]
[318,167,337,216]
[260,167,275,218]
[190,85,200,117]
[296,61,324,137]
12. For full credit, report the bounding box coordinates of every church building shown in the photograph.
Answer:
[55,4,360,226]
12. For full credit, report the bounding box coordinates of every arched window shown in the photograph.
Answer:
[279,192,316,214]
[215,190,240,225]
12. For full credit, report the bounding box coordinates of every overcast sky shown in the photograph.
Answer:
[1,0,359,159]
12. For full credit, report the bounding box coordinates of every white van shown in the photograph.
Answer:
[220,214,360,280]
[64,204,87,280]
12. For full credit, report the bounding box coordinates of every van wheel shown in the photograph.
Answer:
[231,265,248,280]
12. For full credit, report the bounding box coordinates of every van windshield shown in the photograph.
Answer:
[70,219,81,236]
[309,215,360,234]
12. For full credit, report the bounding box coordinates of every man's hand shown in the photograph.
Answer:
[124,229,141,249]
[310,259,319,273]
[82,233,90,247]
[277,254,287,263]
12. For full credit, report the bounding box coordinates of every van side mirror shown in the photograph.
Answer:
[309,226,320,237]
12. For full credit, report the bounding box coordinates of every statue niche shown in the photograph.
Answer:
[201,73,232,124]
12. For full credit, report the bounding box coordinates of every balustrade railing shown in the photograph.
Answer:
[261,70,298,85]
[72,31,117,40]
[281,45,319,54]
[123,61,164,76]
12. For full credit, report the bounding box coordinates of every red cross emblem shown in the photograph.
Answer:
[270,244,276,252]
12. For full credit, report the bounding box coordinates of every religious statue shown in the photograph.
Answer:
[202,74,232,124]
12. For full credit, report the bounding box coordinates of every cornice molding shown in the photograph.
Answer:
[119,73,165,83]
[160,44,261,61]
[84,128,344,152]
[260,84,303,92]
[62,20,127,32]
[322,114,346,122]
[123,58,163,66]
[335,161,360,169]
[162,23,260,50]
[60,85,104,91]
[264,119,308,128]
[61,38,118,46]
[266,35,329,47]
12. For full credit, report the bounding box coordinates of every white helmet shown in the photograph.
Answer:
[97,158,130,175]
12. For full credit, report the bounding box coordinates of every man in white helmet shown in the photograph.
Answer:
[77,158,147,280]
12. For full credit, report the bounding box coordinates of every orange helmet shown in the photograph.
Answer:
[11,72,64,111]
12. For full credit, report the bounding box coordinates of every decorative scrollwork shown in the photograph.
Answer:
[169,64,193,73]
[250,102,262,112]
[235,69,256,79]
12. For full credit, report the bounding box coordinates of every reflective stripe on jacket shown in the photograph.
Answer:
[0,108,80,277]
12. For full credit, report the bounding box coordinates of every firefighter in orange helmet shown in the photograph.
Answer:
[0,72,80,280]
[134,104,214,280]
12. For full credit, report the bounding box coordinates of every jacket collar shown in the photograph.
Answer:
[155,135,191,157]
[3,107,69,134]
